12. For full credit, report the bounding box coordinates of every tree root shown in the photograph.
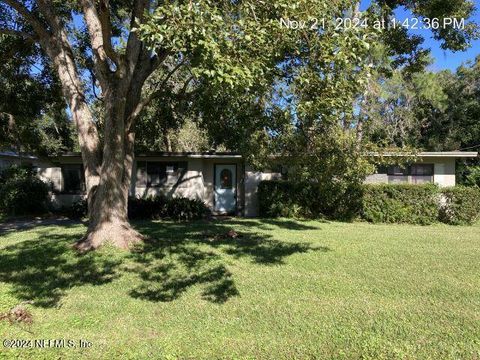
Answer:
[75,221,144,251]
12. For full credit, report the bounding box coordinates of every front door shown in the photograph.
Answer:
[214,164,236,214]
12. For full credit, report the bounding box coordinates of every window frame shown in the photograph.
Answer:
[386,163,434,184]
[136,161,188,188]
[61,164,86,194]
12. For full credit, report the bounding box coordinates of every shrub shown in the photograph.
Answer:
[128,195,210,221]
[128,196,167,220]
[439,186,480,225]
[258,180,362,220]
[362,184,439,225]
[464,166,480,187]
[68,199,88,219]
[0,165,49,216]
[166,197,210,221]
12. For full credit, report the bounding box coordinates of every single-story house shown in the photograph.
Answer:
[0,151,477,217]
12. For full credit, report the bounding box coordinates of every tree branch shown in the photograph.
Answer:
[97,0,119,64]
[2,0,50,41]
[125,59,186,127]
[79,0,116,85]
[0,27,35,40]
[125,0,149,71]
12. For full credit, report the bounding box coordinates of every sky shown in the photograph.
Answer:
[360,0,480,72]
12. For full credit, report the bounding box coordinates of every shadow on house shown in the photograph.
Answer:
[0,229,120,308]
[0,219,329,307]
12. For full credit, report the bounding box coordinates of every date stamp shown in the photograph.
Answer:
[279,17,466,31]
[3,338,93,349]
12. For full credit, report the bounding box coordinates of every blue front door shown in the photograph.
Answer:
[214,164,236,213]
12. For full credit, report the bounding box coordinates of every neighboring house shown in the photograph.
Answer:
[0,151,41,170]
[0,151,478,217]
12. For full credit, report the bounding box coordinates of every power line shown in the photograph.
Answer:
[459,143,480,151]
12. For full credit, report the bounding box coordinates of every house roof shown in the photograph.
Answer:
[2,150,477,161]
[0,151,39,160]
[374,151,478,158]
[57,151,243,159]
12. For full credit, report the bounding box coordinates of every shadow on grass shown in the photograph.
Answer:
[0,228,120,308]
[129,220,328,303]
[0,219,328,307]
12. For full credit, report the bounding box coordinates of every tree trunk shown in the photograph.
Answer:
[75,88,143,251]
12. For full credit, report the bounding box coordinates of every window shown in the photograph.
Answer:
[147,162,167,187]
[386,163,434,184]
[411,164,434,184]
[387,166,409,176]
[411,164,434,176]
[136,161,187,188]
[220,168,233,189]
[387,165,409,184]
[62,164,85,193]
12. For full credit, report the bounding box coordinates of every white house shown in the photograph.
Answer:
[0,151,477,217]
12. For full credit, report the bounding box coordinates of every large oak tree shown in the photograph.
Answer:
[0,0,477,250]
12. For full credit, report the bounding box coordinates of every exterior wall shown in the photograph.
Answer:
[364,157,457,187]
[244,166,281,217]
[433,157,456,187]
[1,152,469,216]
[131,157,206,201]
[364,173,388,184]
[200,158,244,213]
[39,158,85,209]
[130,157,243,213]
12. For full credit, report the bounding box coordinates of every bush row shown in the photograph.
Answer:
[0,166,49,216]
[258,181,362,221]
[128,195,210,221]
[68,195,210,221]
[258,180,480,225]
[361,184,439,225]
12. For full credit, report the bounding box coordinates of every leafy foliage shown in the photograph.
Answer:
[258,180,363,220]
[128,195,210,221]
[258,181,480,226]
[461,166,480,188]
[439,186,480,225]
[0,165,49,216]
[60,195,211,221]
[0,33,75,155]
[362,184,440,225]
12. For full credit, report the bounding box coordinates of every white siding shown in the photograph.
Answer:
[244,167,281,217]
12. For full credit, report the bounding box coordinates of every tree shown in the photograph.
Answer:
[0,0,303,249]
[0,0,477,251]
[0,32,74,155]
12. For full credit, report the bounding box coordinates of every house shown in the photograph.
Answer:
[0,151,42,170]
[0,151,478,217]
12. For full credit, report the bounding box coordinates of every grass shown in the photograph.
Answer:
[0,218,479,359]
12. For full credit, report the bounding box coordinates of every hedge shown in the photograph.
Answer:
[65,195,210,221]
[128,195,210,221]
[362,184,439,225]
[439,186,480,225]
[258,180,480,225]
[258,180,362,221]
[0,166,49,216]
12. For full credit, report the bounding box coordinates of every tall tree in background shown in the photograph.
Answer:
[0,33,74,155]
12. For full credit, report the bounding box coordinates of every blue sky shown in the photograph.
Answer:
[360,0,480,71]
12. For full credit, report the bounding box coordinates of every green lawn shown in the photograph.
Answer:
[0,219,479,359]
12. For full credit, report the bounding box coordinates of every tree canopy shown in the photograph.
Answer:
[0,0,478,248]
